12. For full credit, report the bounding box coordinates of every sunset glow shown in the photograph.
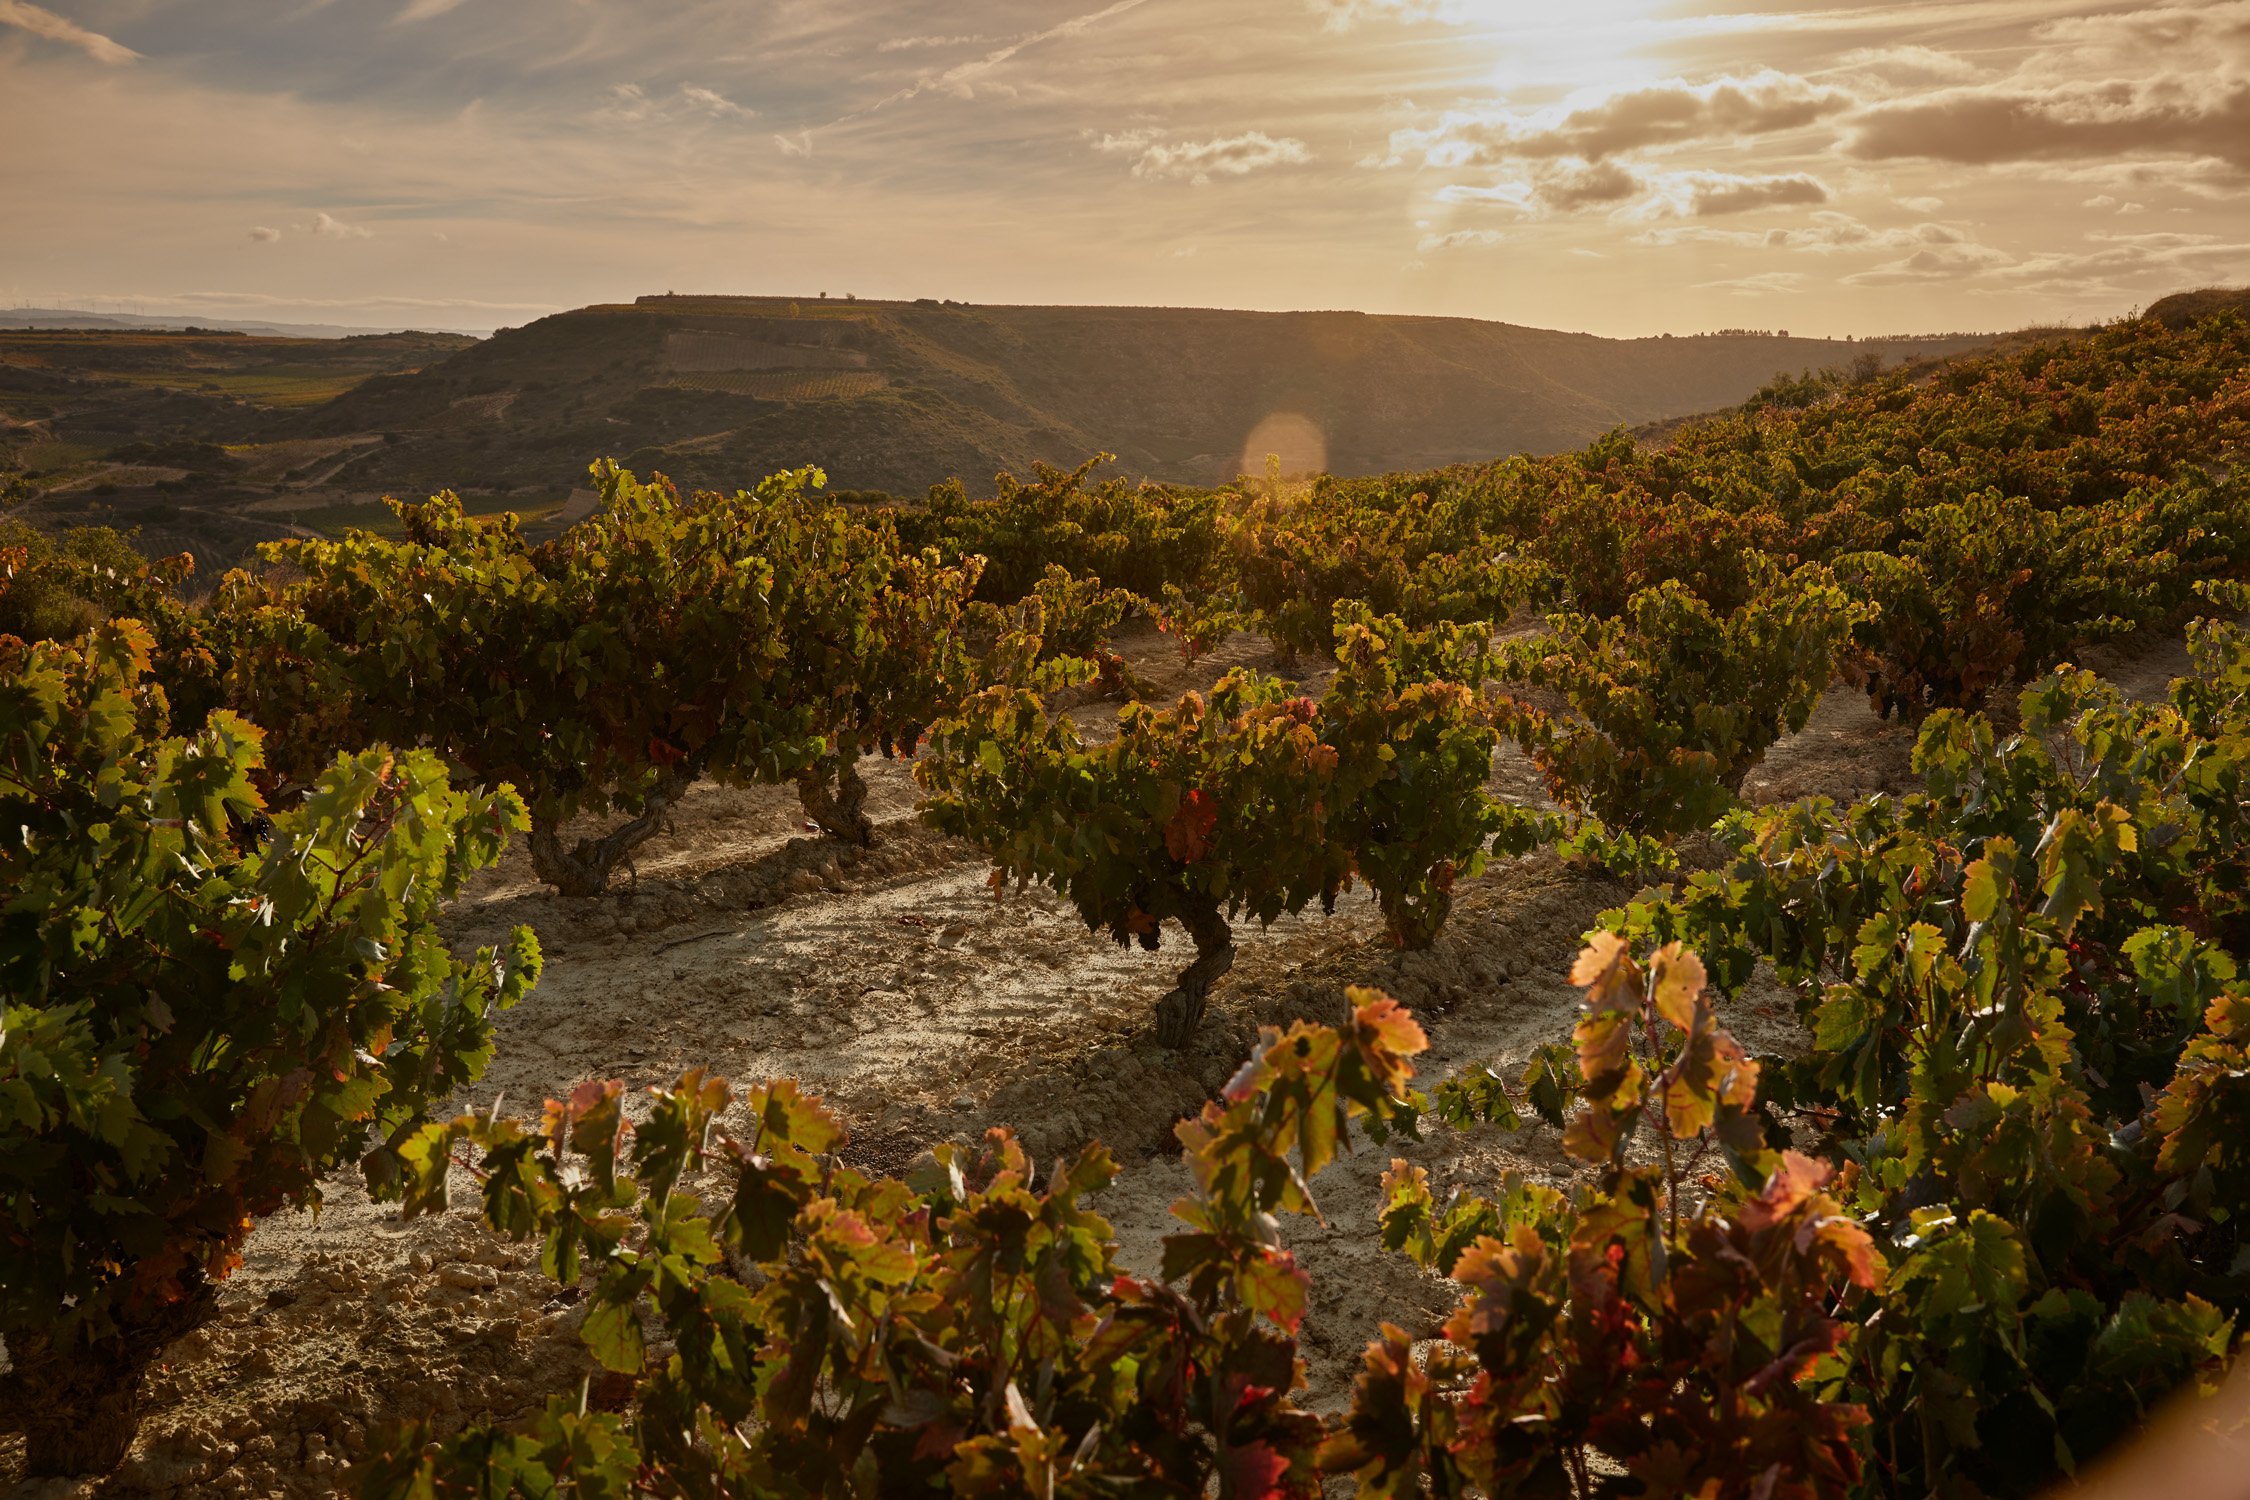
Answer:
[4,0,2246,334]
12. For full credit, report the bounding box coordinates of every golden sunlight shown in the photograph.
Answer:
[1457,0,1680,91]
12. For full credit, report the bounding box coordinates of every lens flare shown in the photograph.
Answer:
[1240,412,1328,480]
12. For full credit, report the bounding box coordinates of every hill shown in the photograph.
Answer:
[290,295,1994,497]
[0,297,2018,570]
[2148,286,2250,329]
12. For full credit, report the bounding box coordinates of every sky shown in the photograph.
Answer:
[3,0,2248,337]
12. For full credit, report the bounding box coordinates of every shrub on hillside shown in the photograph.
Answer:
[0,520,221,733]
[919,608,1533,1043]
[355,992,1432,1497]
[1840,472,2250,718]
[1498,563,1865,842]
[901,455,1229,604]
[1334,937,1880,1498]
[224,462,980,893]
[1600,605,2250,1491]
[0,622,539,1478]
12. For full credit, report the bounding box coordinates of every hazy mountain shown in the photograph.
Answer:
[0,308,488,340]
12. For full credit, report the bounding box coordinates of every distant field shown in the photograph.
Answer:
[18,438,106,472]
[0,328,472,411]
[223,437,381,484]
[668,370,890,400]
[101,370,368,407]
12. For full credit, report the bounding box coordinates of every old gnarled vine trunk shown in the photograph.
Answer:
[796,754,874,847]
[1153,902,1235,1048]
[527,764,701,897]
[2,1280,216,1479]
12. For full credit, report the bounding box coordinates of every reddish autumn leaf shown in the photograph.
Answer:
[1219,1440,1294,1499]
[1165,788,1220,863]
[1350,989,1431,1076]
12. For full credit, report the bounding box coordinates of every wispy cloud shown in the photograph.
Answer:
[1641,213,1973,256]
[599,82,754,125]
[1697,270,1809,295]
[1417,227,1506,251]
[0,0,136,63]
[823,0,1152,130]
[1095,129,1311,184]
[1834,45,1982,83]
[1309,0,1458,31]
[877,34,994,53]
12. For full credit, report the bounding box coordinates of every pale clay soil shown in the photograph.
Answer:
[0,622,2194,1498]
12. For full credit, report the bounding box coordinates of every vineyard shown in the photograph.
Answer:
[4,302,2250,1496]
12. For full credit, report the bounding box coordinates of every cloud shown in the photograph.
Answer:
[1388,71,1849,167]
[877,35,994,52]
[1416,228,1505,252]
[829,0,1151,126]
[396,0,469,20]
[1658,171,1832,218]
[1844,241,2028,286]
[1456,159,1644,215]
[1539,159,1644,211]
[161,290,555,314]
[1847,83,2250,172]
[1844,3,2250,173]
[679,85,750,118]
[2030,2,2250,60]
[1835,46,1981,83]
[1309,0,1457,30]
[1845,233,2220,295]
[601,82,754,124]
[1971,230,2250,296]
[7,0,2247,338]
[306,211,374,240]
[1641,213,1972,255]
[248,226,281,243]
[1697,271,1809,296]
[0,0,137,63]
[1431,181,1533,210]
[1096,129,1311,185]
[1476,164,1828,221]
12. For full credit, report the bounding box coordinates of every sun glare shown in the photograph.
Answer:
[1455,0,1679,93]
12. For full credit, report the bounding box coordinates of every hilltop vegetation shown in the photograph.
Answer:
[3,297,2249,1496]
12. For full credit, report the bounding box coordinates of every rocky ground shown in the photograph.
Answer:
[0,623,2192,1498]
